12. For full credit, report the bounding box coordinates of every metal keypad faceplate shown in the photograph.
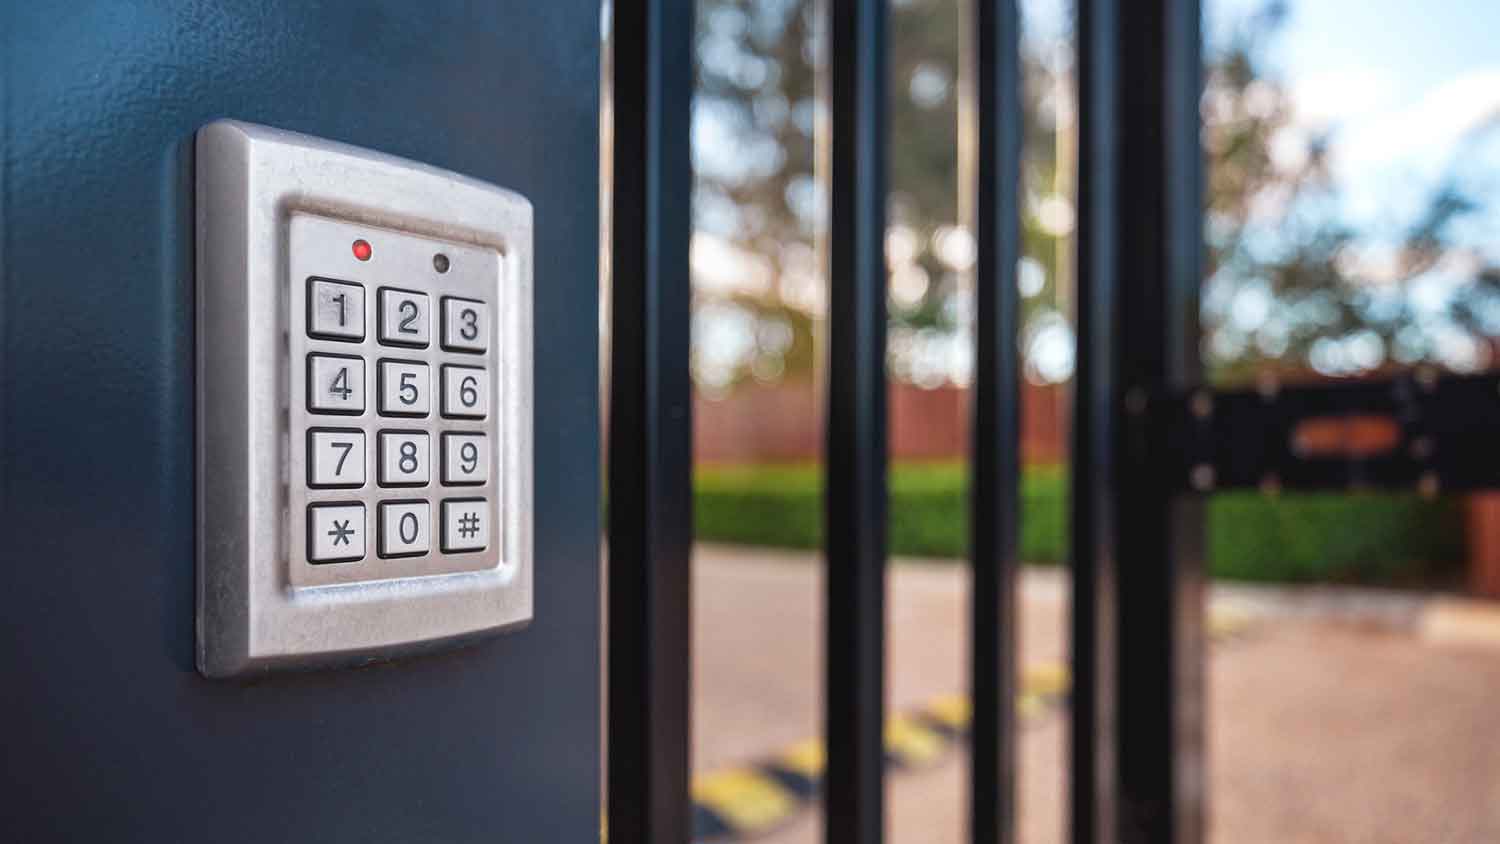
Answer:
[196,120,533,677]
[289,216,502,587]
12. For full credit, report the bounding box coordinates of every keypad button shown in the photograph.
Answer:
[441,498,489,552]
[441,365,489,418]
[307,278,365,341]
[441,296,488,352]
[379,501,431,558]
[308,503,366,563]
[442,432,489,485]
[378,288,430,347]
[378,430,430,486]
[378,360,430,417]
[308,429,366,488]
[307,354,365,414]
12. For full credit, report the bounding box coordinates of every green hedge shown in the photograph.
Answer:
[695,462,1466,584]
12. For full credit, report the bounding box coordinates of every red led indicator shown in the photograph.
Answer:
[352,239,373,261]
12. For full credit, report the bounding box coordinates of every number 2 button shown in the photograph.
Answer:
[379,288,430,347]
[379,360,430,416]
[308,354,365,414]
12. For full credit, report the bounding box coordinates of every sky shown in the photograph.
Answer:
[1211,0,1500,254]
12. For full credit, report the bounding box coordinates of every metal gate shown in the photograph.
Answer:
[604,1,1500,843]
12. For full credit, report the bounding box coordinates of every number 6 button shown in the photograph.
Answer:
[442,433,489,485]
[442,296,488,352]
[441,365,489,418]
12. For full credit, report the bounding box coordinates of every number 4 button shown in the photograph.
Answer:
[308,354,365,414]
[442,297,488,352]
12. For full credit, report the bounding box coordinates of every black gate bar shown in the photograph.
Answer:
[823,0,890,842]
[1074,0,1207,842]
[607,0,696,841]
[965,0,1023,841]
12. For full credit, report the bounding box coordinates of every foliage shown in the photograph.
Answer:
[695,461,1464,584]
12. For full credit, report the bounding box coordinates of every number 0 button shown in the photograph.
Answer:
[379,288,430,347]
[379,360,430,417]
[307,354,365,414]
[379,501,431,558]
[442,297,488,352]
[441,365,489,418]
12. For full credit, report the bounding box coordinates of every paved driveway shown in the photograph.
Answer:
[692,544,1500,843]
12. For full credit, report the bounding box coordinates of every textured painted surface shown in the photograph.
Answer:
[0,2,599,841]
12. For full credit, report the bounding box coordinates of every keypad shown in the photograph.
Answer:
[290,216,501,584]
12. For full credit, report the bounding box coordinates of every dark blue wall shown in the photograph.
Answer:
[0,3,600,840]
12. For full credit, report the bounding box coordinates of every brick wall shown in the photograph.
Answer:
[694,379,1066,464]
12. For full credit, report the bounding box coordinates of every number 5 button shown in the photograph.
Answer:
[378,360,430,416]
[441,365,489,418]
[442,296,488,352]
[442,433,489,485]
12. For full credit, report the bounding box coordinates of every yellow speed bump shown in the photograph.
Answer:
[923,693,972,732]
[776,737,826,780]
[884,715,946,768]
[691,767,798,835]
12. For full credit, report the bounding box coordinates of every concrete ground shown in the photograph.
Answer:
[693,544,1500,843]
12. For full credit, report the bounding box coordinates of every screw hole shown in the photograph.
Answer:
[433,253,450,273]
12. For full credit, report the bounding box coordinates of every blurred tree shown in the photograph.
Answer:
[691,0,1500,390]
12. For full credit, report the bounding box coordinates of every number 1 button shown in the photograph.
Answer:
[308,278,365,341]
[308,354,365,414]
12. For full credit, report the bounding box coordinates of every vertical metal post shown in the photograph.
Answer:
[1114,0,1206,840]
[963,0,1022,842]
[1070,0,1120,840]
[607,0,696,841]
[1073,1,1206,843]
[822,0,889,842]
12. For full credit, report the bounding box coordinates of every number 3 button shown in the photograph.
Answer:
[442,296,488,352]
[441,365,489,418]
